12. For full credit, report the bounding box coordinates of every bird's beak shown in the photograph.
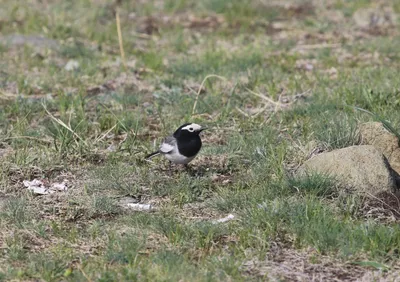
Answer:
[200,127,207,132]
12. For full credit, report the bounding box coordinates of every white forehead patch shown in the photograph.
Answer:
[181,123,202,132]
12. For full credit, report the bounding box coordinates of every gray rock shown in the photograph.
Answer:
[298,145,397,195]
[359,122,400,175]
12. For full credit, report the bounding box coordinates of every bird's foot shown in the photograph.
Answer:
[184,164,197,176]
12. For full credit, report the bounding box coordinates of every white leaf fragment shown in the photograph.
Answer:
[23,179,50,195]
[23,179,68,195]
[213,214,235,224]
[64,60,80,71]
[126,203,154,211]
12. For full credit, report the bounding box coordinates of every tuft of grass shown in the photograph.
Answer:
[246,197,400,258]
[1,197,31,228]
[169,48,264,80]
[313,113,360,150]
[287,172,339,197]
[105,233,145,264]
[90,195,121,218]
[88,164,140,196]
[201,0,283,26]
[5,234,28,262]
[27,254,69,282]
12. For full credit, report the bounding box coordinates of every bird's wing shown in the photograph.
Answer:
[159,136,176,154]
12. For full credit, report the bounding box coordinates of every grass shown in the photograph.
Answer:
[1,0,400,280]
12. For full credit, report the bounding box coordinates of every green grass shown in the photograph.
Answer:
[1,197,32,228]
[1,0,400,280]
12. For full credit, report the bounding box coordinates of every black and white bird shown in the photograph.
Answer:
[145,123,206,165]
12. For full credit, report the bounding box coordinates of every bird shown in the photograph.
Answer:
[145,123,206,166]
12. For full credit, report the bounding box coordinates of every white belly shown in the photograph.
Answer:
[165,151,196,164]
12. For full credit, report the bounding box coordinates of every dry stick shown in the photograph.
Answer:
[252,104,270,118]
[247,88,311,125]
[42,103,87,146]
[235,106,250,118]
[94,123,118,143]
[295,88,312,99]
[116,9,126,69]
[242,88,282,123]
[262,95,283,126]
[245,87,283,107]
[191,74,226,116]
[100,103,129,133]
[77,264,92,282]
[186,85,198,96]
[132,32,151,39]
[0,90,18,100]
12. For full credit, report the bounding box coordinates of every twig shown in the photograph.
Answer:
[131,32,152,39]
[116,9,126,69]
[186,86,198,95]
[0,90,18,100]
[77,264,92,282]
[99,103,130,133]
[262,92,284,126]
[235,106,250,117]
[191,74,226,116]
[294,89,312,99]
[252,105,270,118]
[245,87,283,107]
[94,124,118,143]
[42,103,87,146]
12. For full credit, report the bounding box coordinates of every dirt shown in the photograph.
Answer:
[241,243,366,281]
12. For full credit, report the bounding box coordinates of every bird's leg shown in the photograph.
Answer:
[186,164,197,176]
[168,161,173,176]
[184,164,193,174]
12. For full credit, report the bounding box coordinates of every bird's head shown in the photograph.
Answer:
[174,123,206,138]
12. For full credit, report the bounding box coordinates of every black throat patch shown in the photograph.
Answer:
[176,135,202,157]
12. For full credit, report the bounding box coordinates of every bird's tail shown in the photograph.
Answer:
[145,151,160,160]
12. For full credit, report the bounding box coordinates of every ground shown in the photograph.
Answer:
[1,0,400,281]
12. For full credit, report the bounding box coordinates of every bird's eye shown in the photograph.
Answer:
[189,127,194,132]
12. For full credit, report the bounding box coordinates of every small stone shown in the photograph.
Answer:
[64,60,80,71]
